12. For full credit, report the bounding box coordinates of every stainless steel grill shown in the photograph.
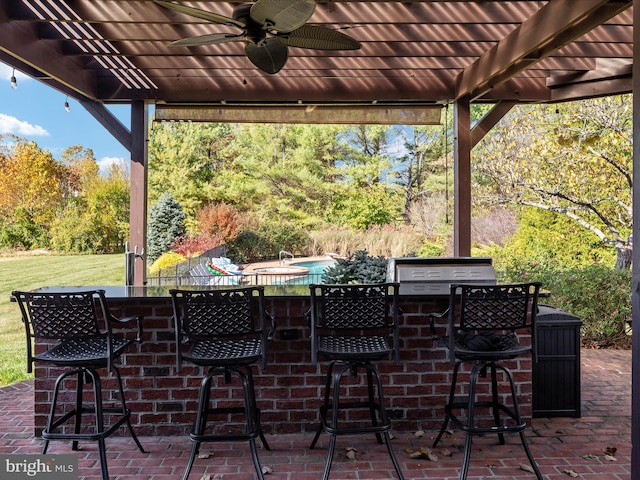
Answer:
[387,257,496,295]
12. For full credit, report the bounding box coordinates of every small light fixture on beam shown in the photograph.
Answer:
[10,69,17,89]
[64,97,70,112]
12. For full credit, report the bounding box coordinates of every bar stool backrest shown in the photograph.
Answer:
[170,287,267,371]
[13,290,114,373]
[309,283,400,365]
[447,282,542,363]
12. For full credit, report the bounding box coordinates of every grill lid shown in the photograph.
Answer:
[387,257,496,295]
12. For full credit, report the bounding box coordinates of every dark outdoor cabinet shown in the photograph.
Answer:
[532,305,582,418]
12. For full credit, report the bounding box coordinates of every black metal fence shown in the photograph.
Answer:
[146,264,326,287]
[146,246,227,286]
[145,246,327,286]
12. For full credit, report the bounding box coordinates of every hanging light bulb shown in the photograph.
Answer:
[10,69,17,89]
[64,97,70,112]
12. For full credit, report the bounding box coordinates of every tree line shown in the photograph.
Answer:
[0,95,632,274]
[0,138,129,253]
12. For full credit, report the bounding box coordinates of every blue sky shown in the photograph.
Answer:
[0,62,131,173]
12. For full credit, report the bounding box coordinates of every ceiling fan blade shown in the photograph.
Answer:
[154,0,246,28]
[250,0,316,33]
[277,24,361,50]
[169,33,245,47]
[245,38,289,74]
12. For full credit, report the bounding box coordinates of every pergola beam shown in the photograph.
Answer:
[80,99,131,151]
[471,101,517,148]
[0,3,98,100]
[455,0,632,101]
[548,63,632,101]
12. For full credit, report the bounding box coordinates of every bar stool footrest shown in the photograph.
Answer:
[43,408,132,442]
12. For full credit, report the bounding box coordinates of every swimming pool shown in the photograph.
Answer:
[241,257,337,285]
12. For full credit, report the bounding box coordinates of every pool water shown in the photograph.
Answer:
[279,259,336,285]
[290,260,336,273]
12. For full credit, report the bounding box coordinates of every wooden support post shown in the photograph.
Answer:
[129,100,148,286]
[454,96,472,257]
[630,1,640,477]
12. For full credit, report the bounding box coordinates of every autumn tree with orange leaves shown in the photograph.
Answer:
[0,138,67,248]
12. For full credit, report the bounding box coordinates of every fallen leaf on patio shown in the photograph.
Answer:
[346,450,357,460]
[414,430,425,437]
[563,469,578,478]
[405,448,415,454]
[213,475,223,480]
[520,464,535,473]
[199,475,210,480]
[261,465,273,475]
[408,447,438,461]
[604,454,617,462]
[389,432,395,440]
[441,448,453,457]
[603,447,617,456]
[197,450,214,459]
[583,454,598,460]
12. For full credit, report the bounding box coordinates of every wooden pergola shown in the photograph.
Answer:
[1,0,639,472]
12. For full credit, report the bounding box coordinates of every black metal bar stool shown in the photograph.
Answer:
[170,287,274,480]
[13,290,145,480]
[308,283,405,480]
[431,282,543,480]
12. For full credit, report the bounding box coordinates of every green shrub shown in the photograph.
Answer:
[501,261,631,348]
[321,250,388,284]
[417,240,445,257]
[226,231,272,264]
[481,208,617,270]
[226,222,310,263]
[148,251,186,275]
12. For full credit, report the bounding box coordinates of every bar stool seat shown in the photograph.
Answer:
[308,283,405,480]
[13,289,145,480]
[170,287,273,480]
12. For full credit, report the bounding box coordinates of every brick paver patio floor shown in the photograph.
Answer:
[0,348,631,479]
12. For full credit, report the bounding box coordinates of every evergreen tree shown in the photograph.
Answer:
[147,193,185,262]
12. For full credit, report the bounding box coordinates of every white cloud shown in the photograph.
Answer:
[97,156,127,174]
[0,113,49,136]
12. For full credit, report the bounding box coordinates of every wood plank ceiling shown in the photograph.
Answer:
[0,0,633,115]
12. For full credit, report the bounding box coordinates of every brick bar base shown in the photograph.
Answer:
[33,294,533,437]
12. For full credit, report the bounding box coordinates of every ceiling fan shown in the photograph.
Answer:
[155,0,361,74]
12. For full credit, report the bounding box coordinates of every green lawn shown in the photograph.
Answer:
[0,253,125,386]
